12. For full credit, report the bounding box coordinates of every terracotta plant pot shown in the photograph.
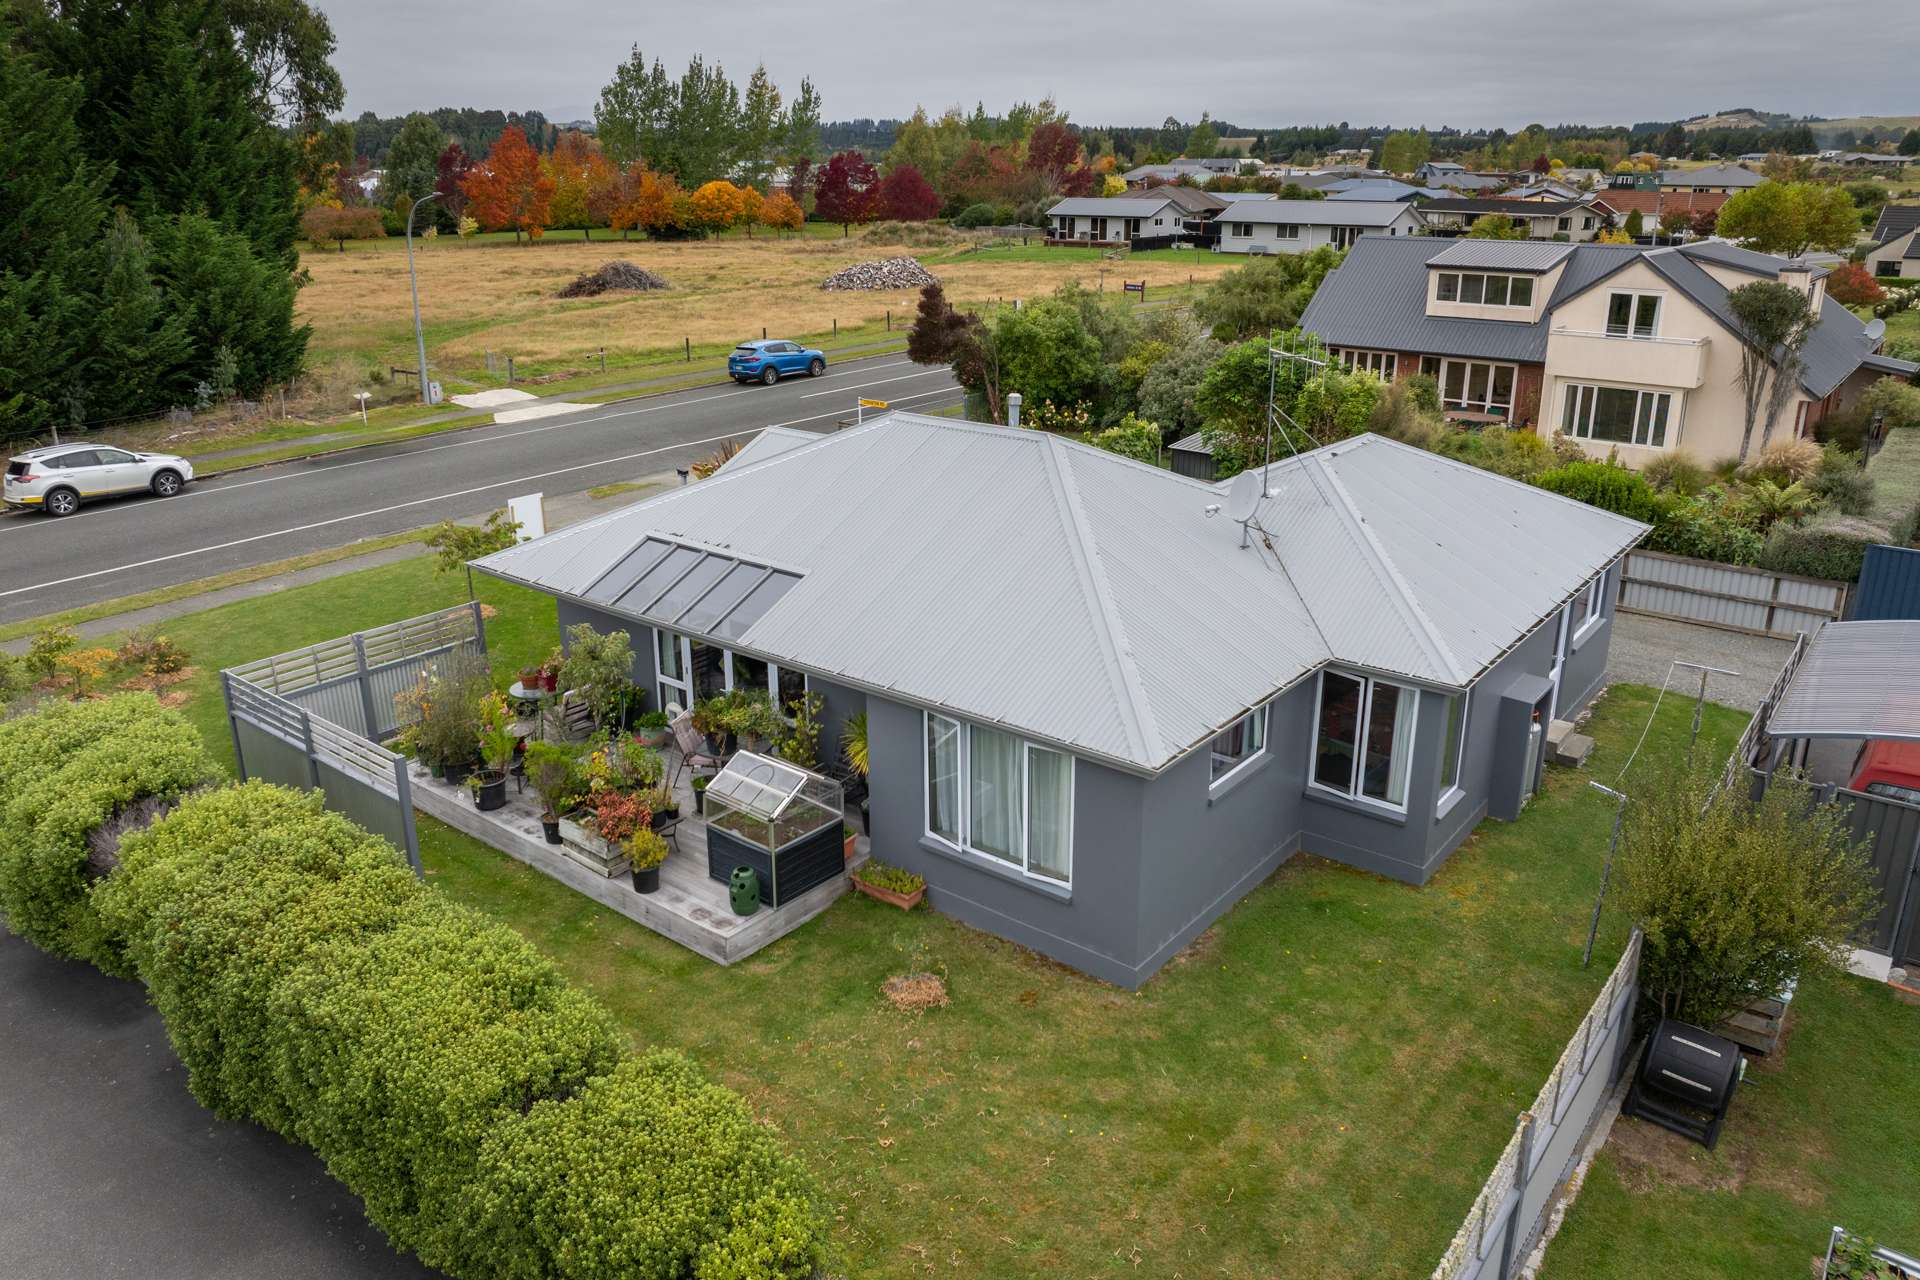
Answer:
[843,831,857,864]
[849,873,924,911]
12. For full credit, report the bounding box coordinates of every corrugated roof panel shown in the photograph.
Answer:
[474,417,1648,772]
[1769,621,1920,740]
[1429,240,1578,272]
[1046,197,1174,217]
[1228,199,1411,227]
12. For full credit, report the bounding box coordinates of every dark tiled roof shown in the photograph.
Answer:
[1420,197,1603,217]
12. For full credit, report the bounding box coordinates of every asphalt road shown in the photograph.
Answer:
[0,928,440,1278]
[0,353,961,626]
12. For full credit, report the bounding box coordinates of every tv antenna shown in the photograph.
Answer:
[1263,330,1334,508]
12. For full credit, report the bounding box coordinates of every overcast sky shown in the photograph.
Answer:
[328,0,1915,130]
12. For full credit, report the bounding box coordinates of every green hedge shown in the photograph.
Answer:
[94,780,827,1278]
[0,693,217,972]
[1534,460,1660,521]
[1756,514,1892,581]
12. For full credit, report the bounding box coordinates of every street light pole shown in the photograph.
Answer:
[406,192,442,404]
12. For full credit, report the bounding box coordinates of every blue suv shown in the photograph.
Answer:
[728,339,826,385]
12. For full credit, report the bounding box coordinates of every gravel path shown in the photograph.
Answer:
[1605,611,1797,712]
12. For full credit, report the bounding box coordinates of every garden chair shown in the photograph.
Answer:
[669,710,724,789]
[556,691,597,742]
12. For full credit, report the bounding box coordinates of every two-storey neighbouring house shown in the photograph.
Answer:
[1299,237,1917,465]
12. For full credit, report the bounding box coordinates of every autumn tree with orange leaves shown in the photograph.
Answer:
[760,190,803,235]
[462,126,555,242]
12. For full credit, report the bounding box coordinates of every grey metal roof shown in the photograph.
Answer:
[1223,199,1412,228]
[1768,622,1920,741]
[1429,240,1578,272]
[1864,351,1920,377]
[1152,184,1229,214]
[1871,205,1920,244]
[719,427,821,474]
[1300,236,1885,397]
[472,416,1639,775]
[1298,236,1641,363]
[1213,191,1280,203]
[1659,164,1764,188]
[1168,432,1212,454]
[1048,197,1176,218]
[1326,182,1450,202]
[1429,173,1507,192]
[1417,196,1602,218]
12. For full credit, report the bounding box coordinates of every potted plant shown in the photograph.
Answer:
[634,709,670,748]
[541,646,564,692]
[558,623,635,729]
[843,823,858,864]
[470,691,518,812]
[582,788,649,856]
[849,860,924,910]
[524,740,578,844]
[627,828,669,893]
[690,696,728,754]
[517,665,543,691]
[645,782,679,827]
[692,775,710,815]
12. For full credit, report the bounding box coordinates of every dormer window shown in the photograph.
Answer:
[1434,271,1534,308]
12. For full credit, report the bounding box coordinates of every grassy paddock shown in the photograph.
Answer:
[35,548,1800,1278]
[296,229,1235,390]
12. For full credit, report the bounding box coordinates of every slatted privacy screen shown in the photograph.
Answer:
[219,603,488,874]
[1430,931,1642,1280]
[225,602,486,741]
[1617,549,1846,639]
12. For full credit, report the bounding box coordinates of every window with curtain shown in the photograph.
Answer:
[1313,671,1418,811]
[924,713,1075,886]
[1210,703,1269,786]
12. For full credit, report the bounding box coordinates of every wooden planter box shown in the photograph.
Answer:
[557,817,629,879]
[848,873,924,911]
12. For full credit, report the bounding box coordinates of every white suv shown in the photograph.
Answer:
[3,444,195,516]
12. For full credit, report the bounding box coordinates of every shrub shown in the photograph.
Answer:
[1618,766,1878,1028]
[1857,376,1920,433]
[1641,449,1710,495]
[1533,459,1659,521]
[951,202,1002,229]
[0,693,217,971]
[1085,414,1161,464]
[1757,512,1891,580]
[1645,492,1766,565]
[1436,427,1553,480]
[1746,436,1822,484]
[1807,445,1876,516]
[855,861,926,896]
[560,622,636,727]
[473,1052,826,1280]
[23,623,78,679]
[117,626,190,676]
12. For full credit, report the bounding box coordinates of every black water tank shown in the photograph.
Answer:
[1625,1019,1742,1149]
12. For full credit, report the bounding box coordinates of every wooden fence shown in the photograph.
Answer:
[1616,548,1847,639]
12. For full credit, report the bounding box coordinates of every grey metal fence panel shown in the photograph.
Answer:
[1430,932,1641,1280]
[217,603,486,877]
[1617,549,1847,638]
[1834,788,1920,965]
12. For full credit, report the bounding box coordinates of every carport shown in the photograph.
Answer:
[1760,621,1920,974]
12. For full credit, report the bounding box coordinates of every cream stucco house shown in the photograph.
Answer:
[1299,237,1918,468]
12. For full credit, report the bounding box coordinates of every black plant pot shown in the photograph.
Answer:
[473,771,508,811]
[541,817,562,844]
[860,799,870,835]
[630,864,660,894]
[693,788,706,816]
[651,805,680,829]
[444,758,474,787]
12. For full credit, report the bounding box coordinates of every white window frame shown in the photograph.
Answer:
[923,711,1075,887]
[1208,702,1270,791]
[655,627,806,715]
[1561,382,1675,448]
[1439,359,1518,418]
[1574,568,1606,639]
[1435,272,1531,309]
[1438,689,1470,814]
[1604,290,1663,339]
[1233,222,1254,238]
[1308,670,1420,814]
[1336,349,1397,379]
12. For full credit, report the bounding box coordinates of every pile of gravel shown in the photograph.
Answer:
[820,256,939,291]
[557,261,672,298]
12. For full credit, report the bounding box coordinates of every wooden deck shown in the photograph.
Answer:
[409,752,863,964]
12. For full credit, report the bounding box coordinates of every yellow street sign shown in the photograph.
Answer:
[858,398,889,409]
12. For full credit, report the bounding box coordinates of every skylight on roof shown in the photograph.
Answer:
[579,535,803,637]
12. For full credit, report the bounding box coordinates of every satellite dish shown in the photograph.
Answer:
[1226,470,1262,524]
[1864,318,1886,344]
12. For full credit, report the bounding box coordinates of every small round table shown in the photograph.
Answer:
[507,681,556,743]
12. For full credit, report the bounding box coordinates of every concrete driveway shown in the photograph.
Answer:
[0,928,438,1279]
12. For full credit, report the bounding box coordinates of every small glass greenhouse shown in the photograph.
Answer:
[703,752,845,907]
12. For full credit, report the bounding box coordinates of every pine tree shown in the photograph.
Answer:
[737,63,782,191]
[88,211,194,419]
[0,44,111,437]
[150,211,308,396]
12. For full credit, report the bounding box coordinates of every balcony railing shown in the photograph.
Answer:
[1547,327,1709,388]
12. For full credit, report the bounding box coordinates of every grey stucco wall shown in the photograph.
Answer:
[1558,561,1618,718]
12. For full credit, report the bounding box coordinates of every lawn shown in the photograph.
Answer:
[1541,966,1920,1278]
[296,227,1232,390]
[49,547,1779,1279]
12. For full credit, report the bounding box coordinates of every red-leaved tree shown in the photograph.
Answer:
[814,150,880,235]
[1825,262,1886,308]
[877,164,941,221]
[462,125,556,242]
[434,142,471,220]
[1024,121,1082,190]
